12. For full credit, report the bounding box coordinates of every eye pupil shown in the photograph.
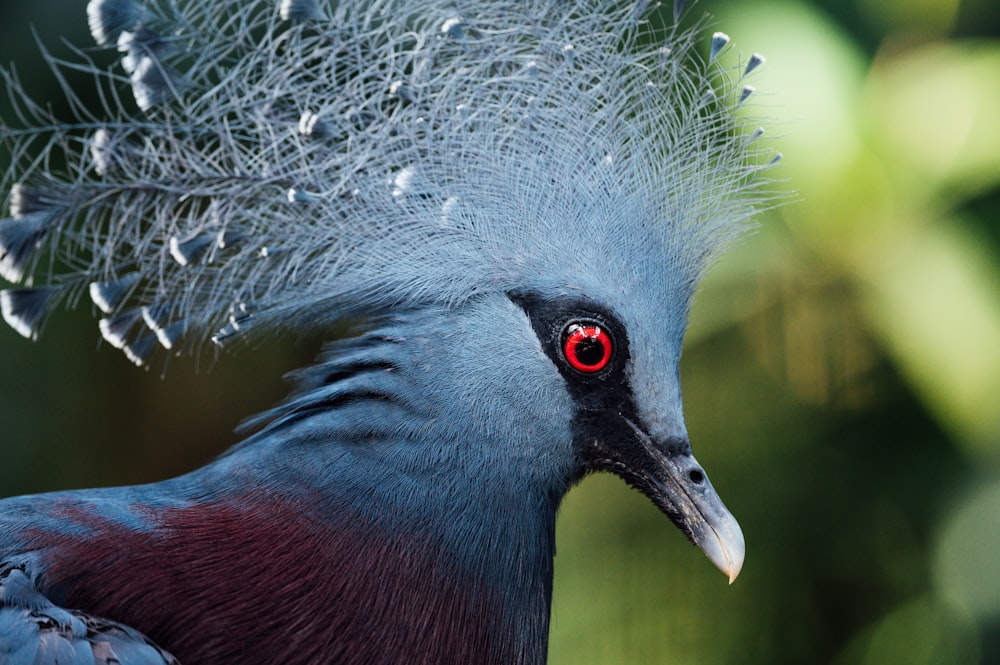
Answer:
[573,336,606,367]
[562,323,613,373]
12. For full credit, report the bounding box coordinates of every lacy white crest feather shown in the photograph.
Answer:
[0,0,778,364]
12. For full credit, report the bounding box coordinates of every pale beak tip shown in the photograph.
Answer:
[726,540,744,584]
[704,512,745,585]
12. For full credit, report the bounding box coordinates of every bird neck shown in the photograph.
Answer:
[188,449,559,663]
[172,327,571,662]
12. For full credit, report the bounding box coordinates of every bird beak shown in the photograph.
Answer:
[640,442,745,584]
[591,419,745,583]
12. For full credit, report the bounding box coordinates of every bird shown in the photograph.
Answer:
[0,0,778,662]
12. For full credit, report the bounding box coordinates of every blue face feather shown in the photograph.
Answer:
[0,0,778,662]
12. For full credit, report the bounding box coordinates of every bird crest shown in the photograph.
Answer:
[1,0,777,364]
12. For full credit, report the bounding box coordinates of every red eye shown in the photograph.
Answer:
[561,323,613,373]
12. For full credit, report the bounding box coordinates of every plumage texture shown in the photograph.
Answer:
[0,0,773,354]
[0,0,778,663]
[1,564,179,664]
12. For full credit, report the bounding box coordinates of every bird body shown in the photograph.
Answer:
[0,0,777,662]
[0,460,550,663]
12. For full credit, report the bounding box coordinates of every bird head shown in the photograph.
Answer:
[1,0,776,583]
[373,191,747,581]
[512,285,745,583]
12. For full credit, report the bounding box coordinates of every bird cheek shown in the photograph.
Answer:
[570,411,640,477]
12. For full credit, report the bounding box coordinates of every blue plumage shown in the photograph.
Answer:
[0,0,778,662]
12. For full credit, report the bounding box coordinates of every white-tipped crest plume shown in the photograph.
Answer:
[0,0,778,364]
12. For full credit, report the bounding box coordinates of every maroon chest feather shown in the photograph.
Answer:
[39,499,508,664]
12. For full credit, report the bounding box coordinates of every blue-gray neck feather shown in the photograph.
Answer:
[4,303,569,661]
[206,301,575,652]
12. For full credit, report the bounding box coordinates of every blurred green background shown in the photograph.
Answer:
[1,1,998,663]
